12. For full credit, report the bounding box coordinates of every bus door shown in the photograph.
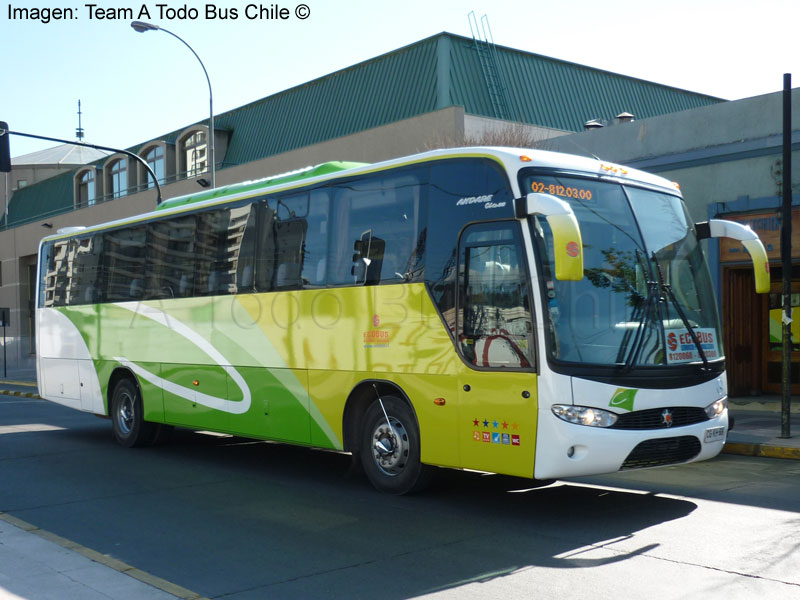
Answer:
[455,222,539,478]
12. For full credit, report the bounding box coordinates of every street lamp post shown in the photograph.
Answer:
[131,21,215,189]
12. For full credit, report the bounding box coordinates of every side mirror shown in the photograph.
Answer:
[696,220,769,293]
[517,193,583,281]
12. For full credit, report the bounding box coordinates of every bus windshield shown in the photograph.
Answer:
[523,173,722,368]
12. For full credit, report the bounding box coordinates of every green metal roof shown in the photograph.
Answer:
[133,32,722,167]
[7,171,73,227]
[444,34,722,130]
[7,32,723,228]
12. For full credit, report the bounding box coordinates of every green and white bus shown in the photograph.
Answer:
[36,147,768,494]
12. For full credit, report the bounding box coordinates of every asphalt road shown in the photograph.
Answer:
[2,394,799,599]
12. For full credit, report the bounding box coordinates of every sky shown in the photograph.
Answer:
[2,0,798,158]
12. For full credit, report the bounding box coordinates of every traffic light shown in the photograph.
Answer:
[0,122,10,173]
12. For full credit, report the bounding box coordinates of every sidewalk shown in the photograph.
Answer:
[725,395,800,460]
[0,372,207,600]
[0,514,200,600]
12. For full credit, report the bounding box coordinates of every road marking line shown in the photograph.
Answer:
[0,380,37,387]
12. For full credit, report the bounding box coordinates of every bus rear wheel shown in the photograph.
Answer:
[111,377,157,448]
[360,395,433,494]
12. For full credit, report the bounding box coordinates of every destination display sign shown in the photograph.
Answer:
[529,181,594,201]
[665,327,720,364]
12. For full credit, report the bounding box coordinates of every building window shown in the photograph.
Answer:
[78,169,95,207]
[109,158,127,198]
[183,131,207,177]
[144,145,165,188]
[17,180,28,189]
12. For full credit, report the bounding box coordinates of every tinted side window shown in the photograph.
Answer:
[237,202,260,294]
[147,214,197,299]
[70,235,103,304]
[328,167,427,286]
[427,159,515,335]
[104,226,146,301]
[41,240,67,307]
[270,194,308,290]
[301,188,330,287]
[39,242,54,307]
[250,194,308,292]
[195,205,253,296]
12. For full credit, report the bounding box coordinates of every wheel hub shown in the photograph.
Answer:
[371,417,409,476]
[117,393,134,435]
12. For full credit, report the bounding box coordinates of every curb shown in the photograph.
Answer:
[722,442,800,460]
[0,389,41,399]
[0,513,209,600]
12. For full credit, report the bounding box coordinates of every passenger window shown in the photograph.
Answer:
[301,188,329,287]
[458,222,535,369]
[195,205,253,296]
[270,194,308,290]
[42,240,70,307]
[70,236,103,305]
[250,194,308,292]
[328,168,426,286]
[104,226,146,301]
[147,215,197,299]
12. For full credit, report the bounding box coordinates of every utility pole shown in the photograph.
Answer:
[780,73,793,439]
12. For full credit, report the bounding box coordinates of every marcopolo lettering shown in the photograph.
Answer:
[457,195,493,206]
[456,194,507,210]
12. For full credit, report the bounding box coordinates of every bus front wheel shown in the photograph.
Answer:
[360,395,433,494]
[111,378,156,448]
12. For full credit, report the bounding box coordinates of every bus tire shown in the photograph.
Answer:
[110,377,156,448]
[360,395,433,495]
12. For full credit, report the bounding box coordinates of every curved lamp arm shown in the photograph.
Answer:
[697,219,770,293]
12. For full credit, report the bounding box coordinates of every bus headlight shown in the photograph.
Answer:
[551,405,618,428]
[704,397,727,419]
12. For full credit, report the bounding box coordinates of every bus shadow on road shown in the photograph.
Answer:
[96,428,699,598]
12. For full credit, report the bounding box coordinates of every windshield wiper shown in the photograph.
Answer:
[652,252,710,370]
[616,250,658,370]
[618,282,657,371]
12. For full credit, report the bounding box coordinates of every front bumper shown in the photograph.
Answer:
[533,407,728,480]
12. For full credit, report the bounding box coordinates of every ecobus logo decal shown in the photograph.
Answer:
[666,328,720,364]
[456,194,506,210]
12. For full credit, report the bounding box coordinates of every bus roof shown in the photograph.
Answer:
[41,147,680,243]
[155,161,369,211]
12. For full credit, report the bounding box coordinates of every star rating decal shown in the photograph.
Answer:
[472,417,521,446]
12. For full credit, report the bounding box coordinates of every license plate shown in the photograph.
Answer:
[704,426,725,443]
